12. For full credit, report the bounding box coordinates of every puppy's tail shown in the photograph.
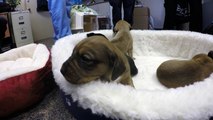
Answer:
[125,54,138,76]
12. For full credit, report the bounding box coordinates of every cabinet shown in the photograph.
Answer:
[8,10,33,47]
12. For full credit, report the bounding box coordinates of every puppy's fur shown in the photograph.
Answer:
[157,52,213,88]
[111,20,133,58]
[60,34,134,87]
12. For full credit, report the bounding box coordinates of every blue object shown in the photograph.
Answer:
[48,0,82,40]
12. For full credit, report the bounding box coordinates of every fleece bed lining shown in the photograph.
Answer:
[51,30,213,120]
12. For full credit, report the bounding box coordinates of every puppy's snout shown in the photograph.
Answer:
[60,67,66,75]
[60,61,69,75]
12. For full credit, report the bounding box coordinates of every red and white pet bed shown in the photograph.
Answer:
[0,43,52,117]
[52,30,213,120]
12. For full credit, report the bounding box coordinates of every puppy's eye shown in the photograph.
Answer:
[80,54,94,65]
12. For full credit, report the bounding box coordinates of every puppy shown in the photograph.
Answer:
[111,20,133,58]
[60,34,135,87]
[157,52,213,88]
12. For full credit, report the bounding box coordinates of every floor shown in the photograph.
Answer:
[9,88,76,120]
[5,38,76,120]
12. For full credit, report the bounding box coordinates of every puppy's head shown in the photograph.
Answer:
[113,20,131,34]
[60,34,126,84]
[192,53,213,65]
[208,51,213,59]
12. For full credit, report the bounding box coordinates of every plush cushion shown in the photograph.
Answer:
[0,43,53,117]
[52,30,213,120]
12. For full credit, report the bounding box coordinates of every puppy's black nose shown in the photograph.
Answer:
[60,61,68,75]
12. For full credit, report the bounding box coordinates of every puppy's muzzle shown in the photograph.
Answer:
[60,60,81,84]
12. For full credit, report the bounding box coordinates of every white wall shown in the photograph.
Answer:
[20,0,54,42]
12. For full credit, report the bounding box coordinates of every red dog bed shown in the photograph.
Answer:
[0,44,53,117]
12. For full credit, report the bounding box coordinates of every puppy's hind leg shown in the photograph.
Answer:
[128,46,134,59]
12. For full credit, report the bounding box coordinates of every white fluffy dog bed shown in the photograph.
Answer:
[51,30,213,120]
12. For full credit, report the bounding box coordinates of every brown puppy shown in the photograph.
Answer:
[157,53,213,88]
[60,34,134,87]
[111,20,133,58]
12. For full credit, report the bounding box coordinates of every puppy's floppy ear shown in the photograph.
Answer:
[113,28,118,34]
[129,26,132,30]
[125,54,138,76]
[128,22,132,30]
[87,32,107,39]
[208,50,213,59]
[87,32,96,37]
[109,52,126,80]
